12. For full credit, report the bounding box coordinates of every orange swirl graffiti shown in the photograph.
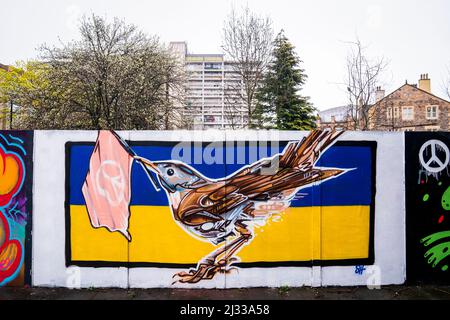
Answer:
[0,212,23,285]
[0,146,24,207]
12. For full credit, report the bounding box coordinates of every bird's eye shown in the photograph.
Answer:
[167,168,175,176]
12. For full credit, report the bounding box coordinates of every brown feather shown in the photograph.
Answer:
[175,129,344,223]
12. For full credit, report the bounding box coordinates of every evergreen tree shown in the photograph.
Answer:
[253,31,317,130]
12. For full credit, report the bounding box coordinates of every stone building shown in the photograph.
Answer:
[316,105,351,131]
[318,74,450,131]
[369,74,450,131]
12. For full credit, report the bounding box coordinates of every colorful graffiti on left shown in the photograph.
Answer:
[0,131,33,287]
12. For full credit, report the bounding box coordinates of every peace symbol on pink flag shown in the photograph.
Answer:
[82,131,133,241]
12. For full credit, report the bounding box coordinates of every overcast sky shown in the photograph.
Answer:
[1,0,449,110]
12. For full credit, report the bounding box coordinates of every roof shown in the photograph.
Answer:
[318,105,350,122]
[373,83,450,106]
[319,105,349,114]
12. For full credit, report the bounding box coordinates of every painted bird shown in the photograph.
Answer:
[134,129,346,284]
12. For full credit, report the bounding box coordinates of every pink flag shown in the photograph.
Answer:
[82,131,133,241]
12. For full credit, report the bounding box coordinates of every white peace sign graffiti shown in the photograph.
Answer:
[95,160,126,206]
[419,139,450,173]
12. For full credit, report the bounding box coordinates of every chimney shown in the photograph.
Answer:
[375,86,385,102]
[418,73,431,93]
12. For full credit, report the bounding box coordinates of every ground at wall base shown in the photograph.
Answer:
[0,285,449,300]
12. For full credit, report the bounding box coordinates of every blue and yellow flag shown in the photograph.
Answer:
[66,140,375,268]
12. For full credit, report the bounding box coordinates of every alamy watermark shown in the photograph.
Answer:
[168,131,284,175]
[366,265,381,289]
[66,266,81,289]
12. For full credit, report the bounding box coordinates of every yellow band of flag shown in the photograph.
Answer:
[69,205,370,264]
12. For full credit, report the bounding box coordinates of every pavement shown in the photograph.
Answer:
[1,285,450,300]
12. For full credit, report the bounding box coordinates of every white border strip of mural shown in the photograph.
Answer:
[31,130,405,288]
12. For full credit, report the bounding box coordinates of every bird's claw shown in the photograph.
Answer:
[217,256,238,267]
[172,264,214,284]
[172,256,239,284]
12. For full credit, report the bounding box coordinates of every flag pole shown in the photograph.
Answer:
[109,130,161,192]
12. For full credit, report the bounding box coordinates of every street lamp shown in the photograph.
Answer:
[9,100,13,129]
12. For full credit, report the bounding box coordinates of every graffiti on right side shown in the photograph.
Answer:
[406,132,450,284]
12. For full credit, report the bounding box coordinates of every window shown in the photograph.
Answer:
[386,107,392,119]
[392,127,414,132]
[402,106,414,121]
[204,63,221,70]
[425,126,440,132]
[387,107,400,119]
[394,107,400,118]
[426,105,438,119]
[204,115,215,123]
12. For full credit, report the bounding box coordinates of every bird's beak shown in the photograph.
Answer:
[133,156,162,192]
[134,156,160,174]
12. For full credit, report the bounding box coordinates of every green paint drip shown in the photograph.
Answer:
[442,187,450,211]
[423,194,430,201]
[424,241,450,268]
[442,265,448,271]
[421,230,450,246]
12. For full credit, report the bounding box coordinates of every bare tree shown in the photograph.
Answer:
[4,14,186,130]
[444,65,450,100]
[223,77,245,129]
[222,6,274,128]
[344,38,388,130]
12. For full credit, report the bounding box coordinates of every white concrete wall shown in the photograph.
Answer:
[32,131,128,288]
[32,130,406,288]
[320,131,405,287]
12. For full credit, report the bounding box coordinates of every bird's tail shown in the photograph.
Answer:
[279,129,344,171]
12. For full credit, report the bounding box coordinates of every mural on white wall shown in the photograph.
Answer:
[65,129,377,285]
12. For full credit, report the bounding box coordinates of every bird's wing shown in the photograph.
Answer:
[215,129,344,200]
[178,167,342,224]
[279,129,343,171]
[176,129,344,224]
[175,182,248,225]
[232,168,342,196]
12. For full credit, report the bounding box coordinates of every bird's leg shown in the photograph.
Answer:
[173,223,253,284]
[172,236,244,284]
[217,223,252,268]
